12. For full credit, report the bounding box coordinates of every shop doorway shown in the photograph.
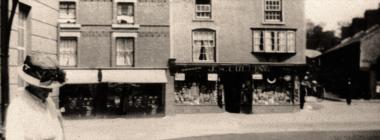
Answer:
[220,73,252,113]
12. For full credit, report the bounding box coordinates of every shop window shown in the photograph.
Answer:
[59,1,76,23]
[195,0,212,19]
[264,0,282,22]
[116,38,134,66]
[174,73,220,105]
[192,29,216,62]
[117,3,134,24]
[252,74,299,105]
[252,30,296,53]
[59,37,78,66]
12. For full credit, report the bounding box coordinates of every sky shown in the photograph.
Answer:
[305,0,380,32]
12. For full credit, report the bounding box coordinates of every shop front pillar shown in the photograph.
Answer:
[165,75,176,116]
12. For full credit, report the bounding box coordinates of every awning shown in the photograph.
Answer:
[64,70,99,84]
[102,70,167,83]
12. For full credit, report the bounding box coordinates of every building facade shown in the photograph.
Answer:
[58,0,170,117]
[1,0,59,134]
[7,0,59,100]
[169,0,306,114]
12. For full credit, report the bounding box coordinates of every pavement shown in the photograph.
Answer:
[63,98,380,140]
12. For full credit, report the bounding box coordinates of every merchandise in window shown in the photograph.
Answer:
[252,30,296,53]
[117,3,134,24]
[174,82,219,105]
[116,38,134,66]
[59,2,76,23]
[193,30,216,62]
[195,0,211,19]
[59,38,77,66]
[264,0,282,22]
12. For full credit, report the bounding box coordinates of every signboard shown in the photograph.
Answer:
[175,73,185,81]
[376,84,380,93]
[252,73,263,80]
[208,73,218,81]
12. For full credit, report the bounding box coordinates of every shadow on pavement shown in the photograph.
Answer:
[167,130,380,140]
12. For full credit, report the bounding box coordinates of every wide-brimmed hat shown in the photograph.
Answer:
[18,54,66,89]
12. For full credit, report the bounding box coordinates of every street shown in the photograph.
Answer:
[63,99,380,140]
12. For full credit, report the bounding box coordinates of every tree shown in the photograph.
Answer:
[307,22,341,52]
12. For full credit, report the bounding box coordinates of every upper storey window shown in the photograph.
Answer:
[195,0,211,19]
[117,3,134,24]
[252,29,295,53]
[59,1,76,23]
[264,0,282,22]
[193,29,216,62]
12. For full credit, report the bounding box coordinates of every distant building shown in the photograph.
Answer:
[169,0,306,114]
[319,25,380,99]
[58,0,170,116]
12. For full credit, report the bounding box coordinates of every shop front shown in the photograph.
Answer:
[171,64,301,114]
[59,69,167,117]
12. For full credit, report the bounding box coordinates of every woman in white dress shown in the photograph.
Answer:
[6,54,66,140]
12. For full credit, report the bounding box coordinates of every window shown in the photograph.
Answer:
[264,0,282,22]
[18,5,29,87]
[117,3,134,24]
[193,30,215,62]
[253,30,296,53]
[195,0,211,19]
[59,38,77,66]
[59,2,76,23]
[18,9,27,48]
[116,38,134,66]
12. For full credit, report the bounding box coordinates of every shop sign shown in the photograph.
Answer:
[252,73,263,80]
[376,84,380,93]
[175,73,185,81]
[208,73,218,81]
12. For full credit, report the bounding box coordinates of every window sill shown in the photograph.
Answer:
[251,51,296,54]
[112,24,140,29]
[59,23,81,29]
[192,18,214,22]
[261,21,285,25]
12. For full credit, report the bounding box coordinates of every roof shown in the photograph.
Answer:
[323,25,380,55]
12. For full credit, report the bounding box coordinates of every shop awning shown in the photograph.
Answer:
[64,70,99,84]
[102,70,167,83]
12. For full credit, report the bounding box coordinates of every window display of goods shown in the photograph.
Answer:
[252,89,294,105]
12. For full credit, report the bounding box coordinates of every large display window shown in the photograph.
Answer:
[174,73,221,105]
[252,74,299,105]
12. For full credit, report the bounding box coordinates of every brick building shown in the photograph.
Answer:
[57,0,170,116]
[169,0,306,114]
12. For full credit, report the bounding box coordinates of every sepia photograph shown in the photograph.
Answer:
[1,0,380,139]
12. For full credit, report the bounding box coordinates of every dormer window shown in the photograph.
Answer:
[195,0,211,19]
[59,1,76,23]
[117,3,134,24]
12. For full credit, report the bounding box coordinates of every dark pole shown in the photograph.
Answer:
[1,0,10,126]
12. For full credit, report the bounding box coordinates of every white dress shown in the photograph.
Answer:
[5,90,64,140]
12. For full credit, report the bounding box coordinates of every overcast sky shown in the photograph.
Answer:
[305,0,380,32]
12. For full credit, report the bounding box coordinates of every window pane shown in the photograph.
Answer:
[193,30,215,62]
[264,0,282,22]
[264,31,272,52]
[59,38,77,66]
[116,38,134,66]
[287,31,296,53]
[279,31,287,52]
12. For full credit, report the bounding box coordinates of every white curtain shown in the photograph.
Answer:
[264,31,272,52]
[279,31,287,52]
[287,31,296,53]
[116,38,133,66]
[193,30,215,61]
[59,38,77,66]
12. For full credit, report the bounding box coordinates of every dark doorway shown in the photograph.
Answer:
[221,73,251,113]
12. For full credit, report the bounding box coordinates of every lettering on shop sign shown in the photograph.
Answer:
[180,67,202,72]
